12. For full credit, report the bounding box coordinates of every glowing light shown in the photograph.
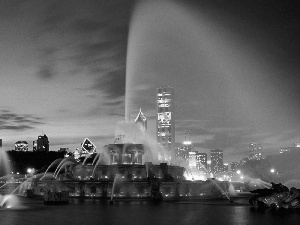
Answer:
[270,168,275,173]
[236,170,241,174]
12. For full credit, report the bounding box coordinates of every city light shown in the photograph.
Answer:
[236,170,241,174]
[270,168,275,173]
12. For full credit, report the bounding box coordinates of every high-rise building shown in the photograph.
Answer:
[134,108,147,132]
[157,87,175,160]
[210,149,224,174]
[188,151,198,168]
[196,153,208,172]
[81,138,96,154]
[249,143,262,159]
[15,141,28,151]
[35,134,49,152]
[33,140,37,151]
[175,139,191,161]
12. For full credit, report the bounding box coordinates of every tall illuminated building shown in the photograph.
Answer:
[134,108,147,132]
[156,87,175,160]
[175,138,191,161]
[210,149,224,175]
[81,138,96,154]
[196,153,208,172]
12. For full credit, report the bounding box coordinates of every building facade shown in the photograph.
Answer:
[34,134,49,152]
[175,140,191,161]
[196,153,208,172]
[210,149,224,175]
[81,138,96,155]
[156,87,175,161]
[15,141,28,151]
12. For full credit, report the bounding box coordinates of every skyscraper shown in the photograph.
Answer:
[175,139,191,161]
[81,138,96,154]
[157,87,175,160]
[210,149,224,175]
[35,134,49,152]
[196,153,208,172]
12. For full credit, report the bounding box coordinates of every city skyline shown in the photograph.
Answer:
[1,0,299,163]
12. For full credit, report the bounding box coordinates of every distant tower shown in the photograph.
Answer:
[134,108,147,132]
[35,134,49,152]
[157,87,175,160]
[175,131,191,161]
[197,153,208,172]
[81,138,96,154]
[210,149,224,175]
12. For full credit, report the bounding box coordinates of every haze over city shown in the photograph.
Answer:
[0,0,299,163]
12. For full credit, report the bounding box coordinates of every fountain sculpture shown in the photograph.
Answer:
[17,141,231,202]
[249,182,300,209]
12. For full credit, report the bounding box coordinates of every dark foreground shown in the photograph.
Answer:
[1,194,300,225]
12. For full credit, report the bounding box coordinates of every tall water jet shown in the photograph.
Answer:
[54,161,76,179]
[110,174,122,204]
[53,157,77,178]
[41,158,63,180]
[126,0,276,166]
[0,150,12,177]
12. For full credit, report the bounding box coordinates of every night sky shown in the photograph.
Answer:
[0,0,299,163]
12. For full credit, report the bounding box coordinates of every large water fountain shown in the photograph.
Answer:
[0,1,236,205]
[15,132,230,202]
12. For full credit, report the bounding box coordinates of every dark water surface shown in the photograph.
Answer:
[1,196,300,225]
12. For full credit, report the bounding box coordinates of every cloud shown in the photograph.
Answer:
[91,70,126,99]
[31,0,132,100]
[37,65,56,79]
[0,109,44,131]
[86,98,125,118]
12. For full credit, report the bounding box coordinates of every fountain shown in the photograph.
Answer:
[30,128,230,202]
[110,174,122,204]
[1,1,245,203]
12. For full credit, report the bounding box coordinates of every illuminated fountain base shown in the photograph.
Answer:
[20,144,231,201]
[30,163,230,201]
